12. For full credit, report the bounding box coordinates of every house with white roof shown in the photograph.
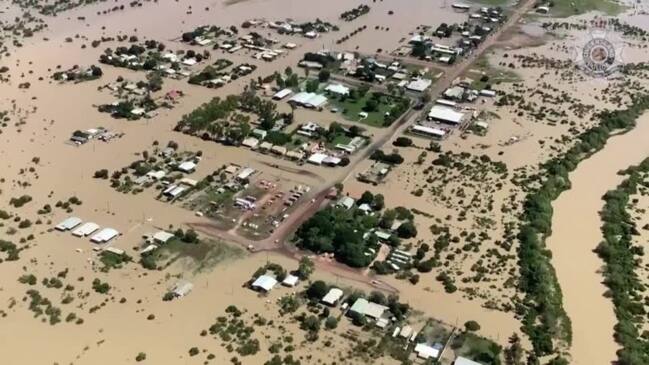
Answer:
[251,275,278,292]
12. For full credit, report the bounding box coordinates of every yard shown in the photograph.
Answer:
[329,91,410,128]
[141,237,244,273]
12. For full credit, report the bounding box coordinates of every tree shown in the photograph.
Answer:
[306,280,328,299]
[318,69,331,82]
[297,257,315,279]
[397,221,417,239]
[358,191,374,206]
[505,333,524,365]
[306,79,319,93]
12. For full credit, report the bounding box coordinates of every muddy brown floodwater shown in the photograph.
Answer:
[546,113,649,365]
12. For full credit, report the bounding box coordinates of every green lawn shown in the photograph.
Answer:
[330,93,404,128]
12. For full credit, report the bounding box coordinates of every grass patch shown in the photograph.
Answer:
[549,0,624,17]
[141,238,244,273]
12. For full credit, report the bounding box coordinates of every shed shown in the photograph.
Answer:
[273,88,293,100]
[242,137,260,149]
[282,274,299,287]
[55,217,82,231]
[72,222,100,237]
[336,196,355,210]
[104,247,125,256]
[411,125,447,138]
[406,78,432,92]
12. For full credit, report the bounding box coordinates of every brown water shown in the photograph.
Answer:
[546,113,649,365]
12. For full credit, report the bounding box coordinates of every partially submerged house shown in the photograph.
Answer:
[55,217,82,231]
[251,275,278,292]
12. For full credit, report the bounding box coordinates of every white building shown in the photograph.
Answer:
[411,124,447,138]
[321,288,344,306]
[272,88,293,100]
[55,217,82,231]
[427,105,465,124]
[325,83,350,96]
[72,222,100,237]
[251,275,278,292]
[406,78,432,92]
[90,228,119,243]
[455,356,484,365]
[414,343,440,360]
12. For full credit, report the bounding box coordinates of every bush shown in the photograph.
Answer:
[465,320,481,332]
[135,352,146,362]
[325,316,338,329]
[94,169,109,179]
[392,137,413,147]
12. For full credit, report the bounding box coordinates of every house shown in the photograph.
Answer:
[55,217,82,231]
[324,83,350,96]
[321,288,344,306]
[251,275,278,292]
[271,145,287,156]
[298,122,321,137]
[72,222,100,237]
[444,86,466,100]
[414,343,441,360]
[282,274,299,287]
[307,152,328,165]
[348,298,389,320]
[406,78,432,92]
[146,170,166,181]
[90,228,119,243]
[289,92,328,108]
[242,137,260,149]
[427,106,465,125]
[455,356,484,365]
[177,161,197,173]
[163,185,187,198]
[336,196,355,210]
[286,150,305,160]
[171,280,194,297]
[474,121,489,130]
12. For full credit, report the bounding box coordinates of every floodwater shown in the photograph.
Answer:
[546,113,649,364]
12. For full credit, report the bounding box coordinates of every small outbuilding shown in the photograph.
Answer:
[55,217,82,231]
[321,288,344,306]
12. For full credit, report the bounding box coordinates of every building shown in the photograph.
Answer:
[72,222,100,237]
[90,228,119,243]
[348,298,389,320]
[55,217,82,231]
[289,92,328,109]
[444,86,465,100]
[336,196,355,210]
[321,288,344,306]
[479,89,496,97]
[455,356,484,365]
[171,280,194,297]
[273,88,293,100]
[414,343,441,360]
[237,167,256,182]
[307,152,328,165]
[282,274,299,287]
[251,275,278,292]
[324,83,350,96]
[242,137,260,149]
[104,247,125,256]
[177,161,197,173]
[406,78,433,92]
[411,124,447,138]
[427,105,465,125]
[153,231,175,244]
